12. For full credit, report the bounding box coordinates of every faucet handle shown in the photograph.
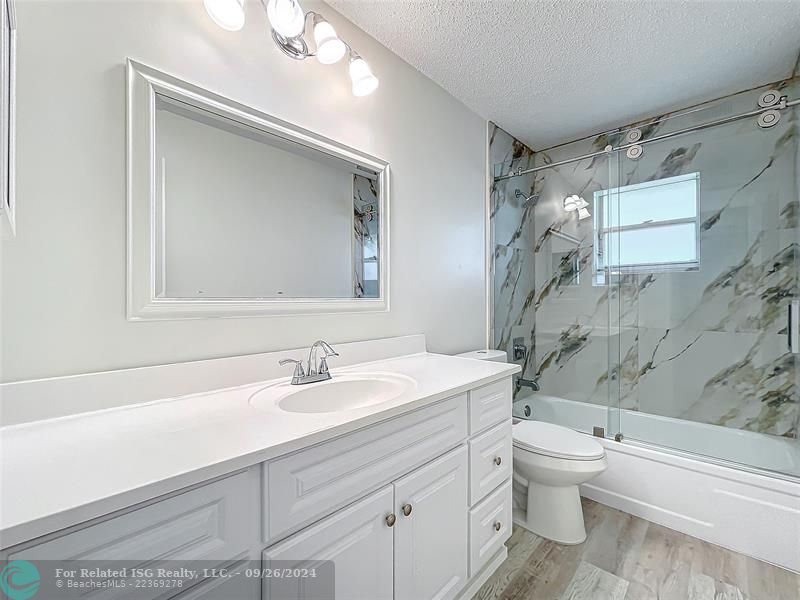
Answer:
[279,358,305,380]
[318,356,331,375]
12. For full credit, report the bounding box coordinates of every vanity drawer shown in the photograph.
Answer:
[468,480,512,577]
[266,395,468,542]
[468,378,512,434]
[10,471,257,597]
[469,420,512,505]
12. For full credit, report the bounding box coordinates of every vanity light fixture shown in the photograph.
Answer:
[564,195,587,212]
[564,195,591,219]
[203,0,379,96]
[203,0,246,31]
[349,53,379,96]
[563,195,579,212]
[266,0,305,38]
[313,14,347,65]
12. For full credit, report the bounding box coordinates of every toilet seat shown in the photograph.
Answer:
[513,420,605,461]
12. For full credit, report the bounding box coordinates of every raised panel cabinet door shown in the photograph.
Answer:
[266,394,467,542]
[262,485,394,600]
[393,445,468,600]
[170,560,259,600]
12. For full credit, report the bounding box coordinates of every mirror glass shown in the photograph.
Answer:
[152,95,382,300]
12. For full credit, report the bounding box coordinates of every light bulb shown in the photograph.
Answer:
[578,207,591,220]
[564,195,579,212]
[349,56,379,96]
[203,0,245,31]
[313,16,346,64]
[267,0,305,38]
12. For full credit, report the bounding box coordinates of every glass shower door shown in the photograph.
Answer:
[610,92,799,478]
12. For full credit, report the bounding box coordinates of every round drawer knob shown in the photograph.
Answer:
[402,503,413,517]
[494,456,502,466]
[494,521,502,532]
[386,514,396,527]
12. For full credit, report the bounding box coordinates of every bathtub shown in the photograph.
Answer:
[515,393,800,477]
[513,393,800,573]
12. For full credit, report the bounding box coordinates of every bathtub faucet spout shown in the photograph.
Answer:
[516,377,540,393]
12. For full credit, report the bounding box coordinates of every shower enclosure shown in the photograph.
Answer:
[490,77,800,480]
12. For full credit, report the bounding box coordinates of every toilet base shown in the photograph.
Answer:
[514,481,587,545]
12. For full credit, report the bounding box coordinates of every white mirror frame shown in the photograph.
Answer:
[126,59,390,320]
[0,0,16,238]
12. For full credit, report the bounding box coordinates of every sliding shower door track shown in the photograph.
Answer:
[494,97,800,181]
[617,437,800,484]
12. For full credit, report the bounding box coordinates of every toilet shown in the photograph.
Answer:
[512,419,607,544]
[456,349,607,544]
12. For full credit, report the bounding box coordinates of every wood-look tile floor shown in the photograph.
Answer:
[473,498,800,600]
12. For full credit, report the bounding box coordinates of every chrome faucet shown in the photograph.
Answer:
[279,340,339,385]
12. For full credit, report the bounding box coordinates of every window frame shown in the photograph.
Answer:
[593,172,701,277]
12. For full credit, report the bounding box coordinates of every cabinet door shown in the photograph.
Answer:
[171,560,259,600]
[393,445,468,600]
[262,485,394,600]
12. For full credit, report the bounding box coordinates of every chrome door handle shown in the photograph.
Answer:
[494,456,502,466]
[494,521,502,532]
[386,513,396,527]
[401,503,412,517]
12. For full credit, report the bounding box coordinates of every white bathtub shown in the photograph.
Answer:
[515,393,800,477]
[513,393,800,572]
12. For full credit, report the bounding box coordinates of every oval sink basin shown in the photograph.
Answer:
[250,373,416,414]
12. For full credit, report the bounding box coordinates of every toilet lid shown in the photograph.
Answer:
[513,420,605,461]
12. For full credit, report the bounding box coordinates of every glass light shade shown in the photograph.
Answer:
[266,0,305,38]
[563,195,579,212]
[349,57,379,96]
[314,20,346,64]
[575,197,589,209]
[578,207,591,220]
[203,0,245,31]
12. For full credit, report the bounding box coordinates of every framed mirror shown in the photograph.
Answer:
[0,0,15,237]
[127,60,389,319]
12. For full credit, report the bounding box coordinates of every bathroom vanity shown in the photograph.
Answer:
[0,337,520,599]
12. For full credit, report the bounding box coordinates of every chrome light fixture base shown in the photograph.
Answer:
[271,30,310,60]
[204,0,379,96]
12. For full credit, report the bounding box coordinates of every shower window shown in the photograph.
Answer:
[594,172,699,280]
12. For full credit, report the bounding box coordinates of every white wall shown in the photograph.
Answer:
[157,107,354,299]
[0,0,488,382]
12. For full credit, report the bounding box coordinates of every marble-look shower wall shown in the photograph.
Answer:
[489,124,537,379]
[491,77,800,440]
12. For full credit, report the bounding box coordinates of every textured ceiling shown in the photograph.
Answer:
[327,0,800,149]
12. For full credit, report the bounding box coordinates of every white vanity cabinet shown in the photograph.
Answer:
[260,379,513,600]
[263,446,468,600]
[2,376,514,600]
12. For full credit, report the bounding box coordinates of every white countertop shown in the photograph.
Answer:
[0,352,519,549]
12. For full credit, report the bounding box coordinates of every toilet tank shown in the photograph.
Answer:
[455,349,508,363]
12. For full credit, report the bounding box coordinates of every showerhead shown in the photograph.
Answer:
[514,189,539,205]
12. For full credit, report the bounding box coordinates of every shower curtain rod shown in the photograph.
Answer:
[494,97,800,181]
